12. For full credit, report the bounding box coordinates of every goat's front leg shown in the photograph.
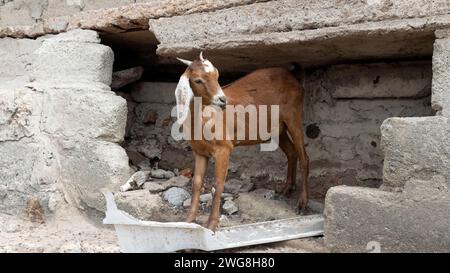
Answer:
[186,153,208,223]
[207,148,230,231]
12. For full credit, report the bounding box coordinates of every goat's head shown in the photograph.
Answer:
[174,52,227,122]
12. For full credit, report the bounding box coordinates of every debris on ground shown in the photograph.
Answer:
[25,197,45,224]
[163,187,191,207]
[119,171,150,192]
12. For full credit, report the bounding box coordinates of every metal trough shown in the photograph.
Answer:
[102,191,324,253]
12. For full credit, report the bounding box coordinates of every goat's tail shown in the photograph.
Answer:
[287,62,306,89]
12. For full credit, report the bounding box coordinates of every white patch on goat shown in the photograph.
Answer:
[174,74,194,124]
[203,60,215,73]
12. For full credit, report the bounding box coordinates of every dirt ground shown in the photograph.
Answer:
[0,203,328,253]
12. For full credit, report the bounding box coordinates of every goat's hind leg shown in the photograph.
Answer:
[285,117,310,213]
[278,131,297,196]
[186,153,208,223]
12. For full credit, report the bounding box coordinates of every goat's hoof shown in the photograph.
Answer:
[295,199,308,215]
[206,220,219,232]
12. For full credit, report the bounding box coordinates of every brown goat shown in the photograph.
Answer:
[174,53,309,231]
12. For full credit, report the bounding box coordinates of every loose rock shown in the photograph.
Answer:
[222,200,238,215]
[115,190,163,220]
[150,169,175,179]
[111,66,143,90]
[163,187,191,207]
[142,182,165,193]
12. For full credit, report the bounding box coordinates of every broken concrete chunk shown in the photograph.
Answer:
[222,200,238,215]
[111,66,144,90]
[163,175,190,188]
[115,190,163,220]
[119,171,150,192]
[150,169,175,179]
[163,187,191,207]
[142,182,165,193]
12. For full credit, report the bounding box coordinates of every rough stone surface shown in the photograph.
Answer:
[149,0,450,71]
[222,200,238,215]
[326,62,431,99]
[40,87,127,143]
[432,36,450,117]
[115,190,163,220]
[381,116,450,189]
[163,187,191,207]
[150,169,175,179]
[0,37,42,88]
[0,1,265,37]
[324,182,450,252]
[111,66,143,90]
[32,31,114,85]
[0,30,131,216]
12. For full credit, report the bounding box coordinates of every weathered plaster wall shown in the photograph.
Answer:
[118,60,432,198]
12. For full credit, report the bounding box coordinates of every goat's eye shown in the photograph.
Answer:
[194,79,204,84]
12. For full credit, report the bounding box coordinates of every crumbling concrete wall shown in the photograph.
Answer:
[119,60,432,198]
[0,29,131,216]
[323,30,450,252]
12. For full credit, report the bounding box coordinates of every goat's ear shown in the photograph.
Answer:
[174,74,194,124]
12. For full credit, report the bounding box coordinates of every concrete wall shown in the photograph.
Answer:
[120,60,432,198]
[323,30,450,252]
[0,29,131,216]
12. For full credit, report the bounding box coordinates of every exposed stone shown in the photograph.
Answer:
[432,35,450,117]
[115,190,163,220]
[149,0,450,71]
[381,117,450,189]
[111,66,143,90]
[325,62,431,99]
[324,182,450,252]
[142,182,165,193]
[0,37,42,88]
[40,87,127,143]
[222,200,238,215]
[163,187,191,207]
[150,169,174,179]
[32,30,114,85]
[56,139,132,212]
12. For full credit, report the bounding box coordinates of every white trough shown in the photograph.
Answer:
[102,191,324,253]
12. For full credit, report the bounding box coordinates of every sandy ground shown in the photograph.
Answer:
[0,204,328,253]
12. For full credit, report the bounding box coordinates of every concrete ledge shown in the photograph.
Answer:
[324,183,450,252]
